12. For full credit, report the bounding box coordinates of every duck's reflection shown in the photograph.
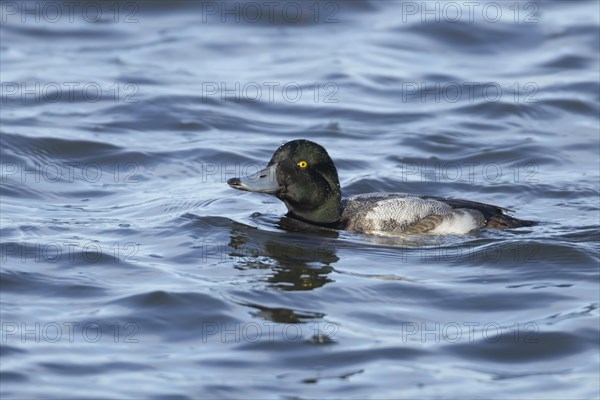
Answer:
[228,218,339,291]
[244,303,325,323]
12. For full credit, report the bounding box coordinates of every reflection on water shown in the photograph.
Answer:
[245,303,325,323]
[228,221,337,291]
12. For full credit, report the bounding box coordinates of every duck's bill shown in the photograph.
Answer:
[227,163,281,194]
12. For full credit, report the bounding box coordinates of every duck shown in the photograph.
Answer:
[227,139,535,235]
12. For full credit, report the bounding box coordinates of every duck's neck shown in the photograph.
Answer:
[283,180,341,226]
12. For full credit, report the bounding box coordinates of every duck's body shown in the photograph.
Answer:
[227,140,535,235]
[340,193,530,234]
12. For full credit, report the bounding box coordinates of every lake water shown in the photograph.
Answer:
[1,1,599,398]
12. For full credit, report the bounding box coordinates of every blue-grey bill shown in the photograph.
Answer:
[227,163,281,194]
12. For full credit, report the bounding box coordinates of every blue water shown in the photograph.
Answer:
[1,1,599,399]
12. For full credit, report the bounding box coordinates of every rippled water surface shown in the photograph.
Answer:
[1,1,599,399]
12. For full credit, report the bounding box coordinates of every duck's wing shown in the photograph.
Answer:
[340,193,458,233]
[421,196,536,228]
[421,196,511,217]
[340,193,534,233]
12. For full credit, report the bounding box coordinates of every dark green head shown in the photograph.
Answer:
[227,140,342,225]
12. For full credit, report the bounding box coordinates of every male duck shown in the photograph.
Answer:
[227,140,535,234]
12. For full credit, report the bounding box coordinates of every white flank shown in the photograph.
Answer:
[431,210,479,234]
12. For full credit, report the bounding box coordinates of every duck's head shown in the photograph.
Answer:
[227,139,342,225]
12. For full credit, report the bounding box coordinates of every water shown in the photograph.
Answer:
[1,1,599,398]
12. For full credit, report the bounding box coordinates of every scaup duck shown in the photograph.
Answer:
[227,140,535,234]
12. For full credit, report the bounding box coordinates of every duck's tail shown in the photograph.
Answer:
[485,214,537,229]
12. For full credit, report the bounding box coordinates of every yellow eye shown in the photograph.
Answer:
[297,161,308,169]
